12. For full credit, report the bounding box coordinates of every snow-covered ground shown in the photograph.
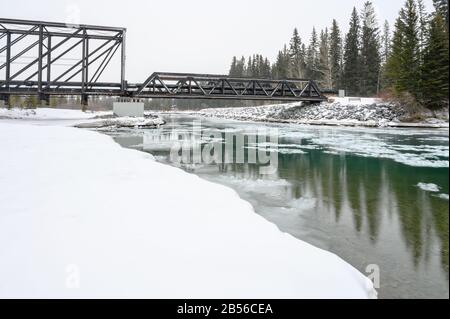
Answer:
[0,109,377,299]
[0,107,104,120]
[0,107,165,129]
[197,100,449,128]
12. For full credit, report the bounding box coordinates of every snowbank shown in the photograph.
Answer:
[0,122,376,299]
[198,101,449,128]
[0,107,103,120]
[0,107,165,129]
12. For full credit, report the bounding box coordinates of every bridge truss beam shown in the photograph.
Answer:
[0,18,126,105]
[132,72,326,102]
[0,18,327,105]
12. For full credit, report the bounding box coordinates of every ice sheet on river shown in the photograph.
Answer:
[308,131,449,168]
[205,120,449,168]
[0,122,376,299]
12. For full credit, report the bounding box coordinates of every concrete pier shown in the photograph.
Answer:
[113,99,144,117]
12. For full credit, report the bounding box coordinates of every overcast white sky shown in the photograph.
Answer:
[2,0,434,82]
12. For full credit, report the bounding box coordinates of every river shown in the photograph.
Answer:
[103,114,449,299]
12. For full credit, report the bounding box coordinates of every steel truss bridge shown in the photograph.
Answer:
[0,18,327,105]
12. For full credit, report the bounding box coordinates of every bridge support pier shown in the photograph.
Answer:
[81,94,88,111]
[113,98,144,117]
[81,94,88,106]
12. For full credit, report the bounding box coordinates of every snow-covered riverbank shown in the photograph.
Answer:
[0,109,376,298]
[197,98,449,128]
[0,107,104,120]
[0,107,165,129]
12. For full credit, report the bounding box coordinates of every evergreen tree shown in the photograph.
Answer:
[381,20,391,63]
[343,7,361,96]
[417,0,429,53]
[385,14,406,92]
[379,20,391,90]
[263,58,272,78]
[301,43,307,74]
[360,1,381,96]
[272,52,281,79]
[289,28,306,78]
[329,19,343,90]
[273,45,291,79]
[282,45,291,78]
[229,56,238,76]
[318,28,332,88]
[255,55,261,77]
[433,0,449,31]
[385,0,421,97]
[306,27,319,79]
[246,56,253,76]
[421,11,449,108]
[236,56,246,77]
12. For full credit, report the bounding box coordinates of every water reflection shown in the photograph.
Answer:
[106,116,449,298]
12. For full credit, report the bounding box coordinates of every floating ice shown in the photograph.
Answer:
[435,193,449,200]
[417,183,441,192]
[310,133,449,168]
[245,146,307,155]
[289,197,318,210]
[212,175,291,190]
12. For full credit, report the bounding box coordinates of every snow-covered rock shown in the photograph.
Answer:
[0,122,376,299]
[75,116,166,129]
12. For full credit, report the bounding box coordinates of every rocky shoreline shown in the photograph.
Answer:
[195,99,449,128]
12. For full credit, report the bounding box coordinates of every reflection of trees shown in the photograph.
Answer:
[278,152,384,238]
[348,157,383,241]
[430,196,449,276]
[268,150,448,273]
[389,164,449,273]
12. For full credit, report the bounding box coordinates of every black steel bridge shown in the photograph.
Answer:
[0,18,327,105]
